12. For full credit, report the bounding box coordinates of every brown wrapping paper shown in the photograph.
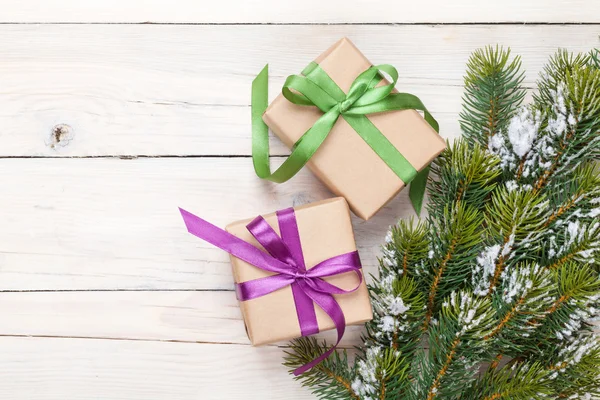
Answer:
[263,38,446,220]
[225,197,372,346]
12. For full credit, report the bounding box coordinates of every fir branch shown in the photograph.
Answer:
[544,190,585,228]
[367,273,426,351]
[549,335,600,399]
[486,264,557,357]
[426,336,460,400]
[486,264,554,339]
[531,51,600,191]
[529,263,600,341]
[543,220,600,271]
[284,337,359,400]
[352,344,413,398]
[591,48,600,70]
[284,46,600,400]
[428,140,501,213]
[546,163,600,221]
[460,46,526,148]
[381,219,429,277]
[470,362,552,400]
[472,188,549,295]
[488,50,600,195]
[416,291,495,399]
[423,202,484,329]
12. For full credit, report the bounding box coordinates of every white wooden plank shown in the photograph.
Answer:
[0,0,598,23]
[0,336,313,399]
[1,290,593,345]
[0,290,365,347]
[0,157,411,291]
[0,25,597,157]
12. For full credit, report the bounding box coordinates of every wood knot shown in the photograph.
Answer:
[47,124,74,149]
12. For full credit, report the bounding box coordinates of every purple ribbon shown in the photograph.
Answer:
[179,207,363,375]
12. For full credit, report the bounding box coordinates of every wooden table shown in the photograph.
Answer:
[0,1,597,398]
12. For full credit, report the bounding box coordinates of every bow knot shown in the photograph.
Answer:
[293,269,308,280]
[337,98,353,114]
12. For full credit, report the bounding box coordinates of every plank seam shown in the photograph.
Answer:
[0,334,357,349]
[0,334,247,345]
[0,155,289,159]
[0,22,598,26]
[0,289,234,293]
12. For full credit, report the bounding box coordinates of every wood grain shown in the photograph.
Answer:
[0,290,365,347]
[0,0,598,23]
[0,25,597,157]
[0,336,314,399]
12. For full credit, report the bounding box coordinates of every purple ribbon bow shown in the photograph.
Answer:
[179,207,363,375]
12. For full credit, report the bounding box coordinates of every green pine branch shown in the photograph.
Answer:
[284,46,600,399]
[529,263,600,344]
[486,264,556,355]
[469,362,552,400]
[367,273,426,351]
[422,202,484,328]
[591,48,600,69]
[381,219,429,278]
[413,291,495,399]
[459,46,526,148]
[544,163,600,225]
[283,337,359,400]
[357,347,412,400]
[529,50,600,191]
[428,140,501,213]
[548,335,600,399]
[471,188,550,296]
[543,221,600,271]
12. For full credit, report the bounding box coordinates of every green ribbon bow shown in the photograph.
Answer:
[251,62,439,214]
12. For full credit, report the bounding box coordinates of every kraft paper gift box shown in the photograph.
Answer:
[225,197,372,345]
[262,38,446,220]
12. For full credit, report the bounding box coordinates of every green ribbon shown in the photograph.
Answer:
[251,62,439,215]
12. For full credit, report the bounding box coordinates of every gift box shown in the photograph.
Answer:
[180,197,372,374]
[224,197,372,345]
[256,38,446,220]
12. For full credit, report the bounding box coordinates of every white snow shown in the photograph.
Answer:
[389,297,410,316]
[506,180,519,192]
[472,245,501,296]
[507,108,540,157]
[380,316,395,332]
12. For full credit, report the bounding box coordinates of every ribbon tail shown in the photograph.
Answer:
[293,282,346,376]
[251,65,272,179]
[253,109,341,184]
[252,65,340,184]
[293,342,337,376]
[409,165,430,215]
[291,282,320,337]
[246,214,296,266]
[179,208,291,275]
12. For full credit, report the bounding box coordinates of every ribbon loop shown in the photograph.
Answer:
[251,61,440,215]
[179,207,363,375]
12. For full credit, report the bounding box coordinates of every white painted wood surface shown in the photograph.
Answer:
[0,337,311,400]
[1,0,599,23]
[1,25,598,157]
[0,2,598,398]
